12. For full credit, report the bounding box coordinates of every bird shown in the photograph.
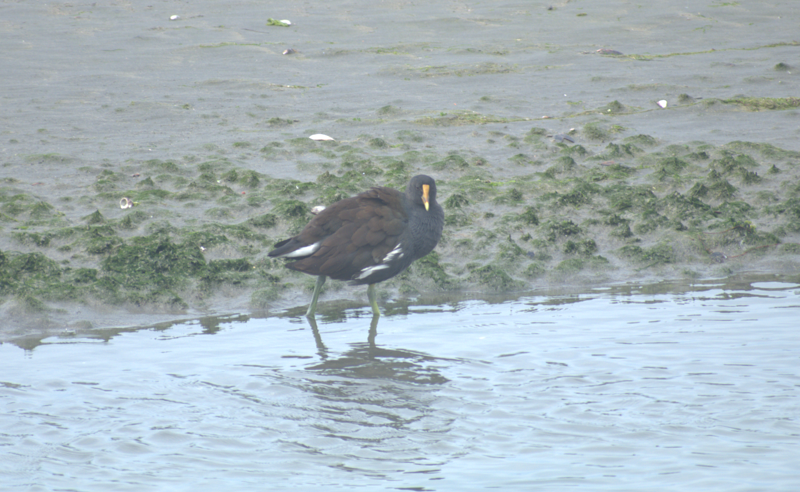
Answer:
[268,175,444,317]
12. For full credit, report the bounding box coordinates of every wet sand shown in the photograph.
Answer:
[2,1,800,339]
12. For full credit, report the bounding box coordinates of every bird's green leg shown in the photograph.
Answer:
[306,275,326,317]
[367,283,380,317]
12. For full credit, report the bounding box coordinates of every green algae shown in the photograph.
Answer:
[554,256,609,273]
[0,251,99,308]
[705,174,738,201]
[266,18,291,27]
[518,206,540,226]
[493,188,523,205]
[617,243,675,267]
[624,134,658,147]
[496,237,526,261]
[606,184,657,212]
[523,262,546,278]
[508,153,535,166]
[724,141,800,161]
[432,154,470,171]
[367,137,389,149]
[267,117,297,127]
[721,96,800,111]
[543,180,600,208]
[564,239,598,256]
[594,143,643,160]
[528,128,548,138]
[414,111,522,126]
[685,150,710,162]
[409,252,458,291]
[0,191,65,226]
[401,62,517,78]
[582,122,613,141]
[560,144,588,157]
[450,175,497,202]
[610,223,634,238]
[1,251,61,284]
[466,263,525,292]
[102,237,203,282]
[542,220,582,242]
[117,210,150,230]
[203,259,256,285]
[444,193,469,210]
[264,178,317,197]
[220,169,262,188]
[396,130,425,143]
[621,42,800,61]
[23,153,72,164]
[658,192,711,223]
[595,163,637,181]
[250,283,285,309]
[542,157,575,179]
[654,157,690,181]
[11,231,55,248]
[247,213,278,229]
[340,158,385,178]
[598,100,627,114]
[377,105,401,116]
[205,207,235,220]
[4,123,800,316]
[696,221,780,258]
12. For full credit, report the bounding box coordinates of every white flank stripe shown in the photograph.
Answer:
[382,244,404,263]
[284,241,322,258]
[355,244,403,280]
[355,264,389,280]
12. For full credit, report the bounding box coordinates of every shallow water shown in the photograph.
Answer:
[2,277,800,491]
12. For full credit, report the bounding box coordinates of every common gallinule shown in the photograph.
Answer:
[269,175,444,317]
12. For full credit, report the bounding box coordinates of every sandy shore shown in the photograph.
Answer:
[2,1,800,341]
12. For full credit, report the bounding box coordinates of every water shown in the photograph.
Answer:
[2,277,800,491]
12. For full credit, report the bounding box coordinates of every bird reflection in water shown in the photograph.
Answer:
[301,307,448,385]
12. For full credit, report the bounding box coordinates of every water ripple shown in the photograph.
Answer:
[2,281,800,490]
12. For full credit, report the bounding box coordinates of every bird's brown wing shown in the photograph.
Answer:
[287,187,407,281]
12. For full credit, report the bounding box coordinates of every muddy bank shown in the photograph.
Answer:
[2,1,800,340]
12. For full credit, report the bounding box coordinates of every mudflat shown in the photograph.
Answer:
[2,1,799,338]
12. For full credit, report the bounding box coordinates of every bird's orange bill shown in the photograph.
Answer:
[422,184,430,211]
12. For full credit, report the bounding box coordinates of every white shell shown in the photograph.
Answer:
[657,100,668,108]
[120,197,133,209]
[310,205,327,215]
[280,19,292,26]
[169,15,180,21]
[309,134,335,141]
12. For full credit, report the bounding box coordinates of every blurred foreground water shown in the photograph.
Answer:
[2,276,799,491]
